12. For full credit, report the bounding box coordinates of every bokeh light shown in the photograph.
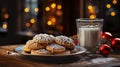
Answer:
[89,14,96,19]
[106,4,111,9]
[56,11,62,16]
[24,8,29,13]
[57,4,62,10]
[25,22,31,27]
[4,13,9,19]
[51,3,56,8]
[51,17,56,23]
[89,9,94,13]
[47,21,52,26]
[88,5,93,10]
[45,6,50,12]
[2,23,7,29]
[113,0,117,5]
[30,18,36,24]
[110,11,116,16]
[34,7,39,12]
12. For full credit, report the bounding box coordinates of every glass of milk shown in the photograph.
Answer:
[76,18,103,53]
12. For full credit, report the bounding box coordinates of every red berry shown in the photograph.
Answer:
[99,44,111,56]
[111,38,120,50]
[72,35,78,45]
[74,40,78,45]
[102,32,112,39]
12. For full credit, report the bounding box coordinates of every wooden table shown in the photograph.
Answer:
[0,44,120,67]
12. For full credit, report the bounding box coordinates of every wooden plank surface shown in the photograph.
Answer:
[0,44,120,67]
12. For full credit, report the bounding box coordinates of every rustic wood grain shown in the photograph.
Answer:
[0,44,120,67]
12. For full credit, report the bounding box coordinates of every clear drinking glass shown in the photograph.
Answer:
[76,18,103,53]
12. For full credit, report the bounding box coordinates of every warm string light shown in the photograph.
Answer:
[88,5,93,10]
[51,17,56,23]
[34,7,39,12]
[47,17,56,26]
[30,18,36,24]
[110,11,116,16]
[88,5,94,14]
[106,4,111,9]
[45,6,50,12]
[2,23,7,29]
[50,17,56,26]
[89,14,96,19]
[24,8,29,13]
[57,4,62,10]
[45,3,62,11]
[25,22,31,27]
[45,2,62,27]
[113,0,117,5]
[47,21,52,26]
[4,13,9,19]
[89,9,94,13]
[51,3,56,8]
[105,0,117,16]
[88,4,96,19]
[24,7,39,13]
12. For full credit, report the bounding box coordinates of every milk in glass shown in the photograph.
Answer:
[78,26,101,51]
[76,18,103,52]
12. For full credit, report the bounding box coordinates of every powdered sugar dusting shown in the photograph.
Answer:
[91,57,117,64]
[55,35,74,44]
[33,34,54,43]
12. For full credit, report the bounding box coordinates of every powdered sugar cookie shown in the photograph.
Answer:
[46,43,66,53]
[31,49,51,55]
[22,40,45,52]
[55,35,75,50]
[33,34,54,45]
[22,44,31,52]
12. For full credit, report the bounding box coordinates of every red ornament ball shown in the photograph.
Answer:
[99,44,111,56]
[74,40,78,45]
[111,38,120,50]
[102,32,112,39]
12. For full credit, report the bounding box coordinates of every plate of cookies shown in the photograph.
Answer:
[15,34,86,58]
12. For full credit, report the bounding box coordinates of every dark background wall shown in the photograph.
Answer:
[0,0,120,45]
